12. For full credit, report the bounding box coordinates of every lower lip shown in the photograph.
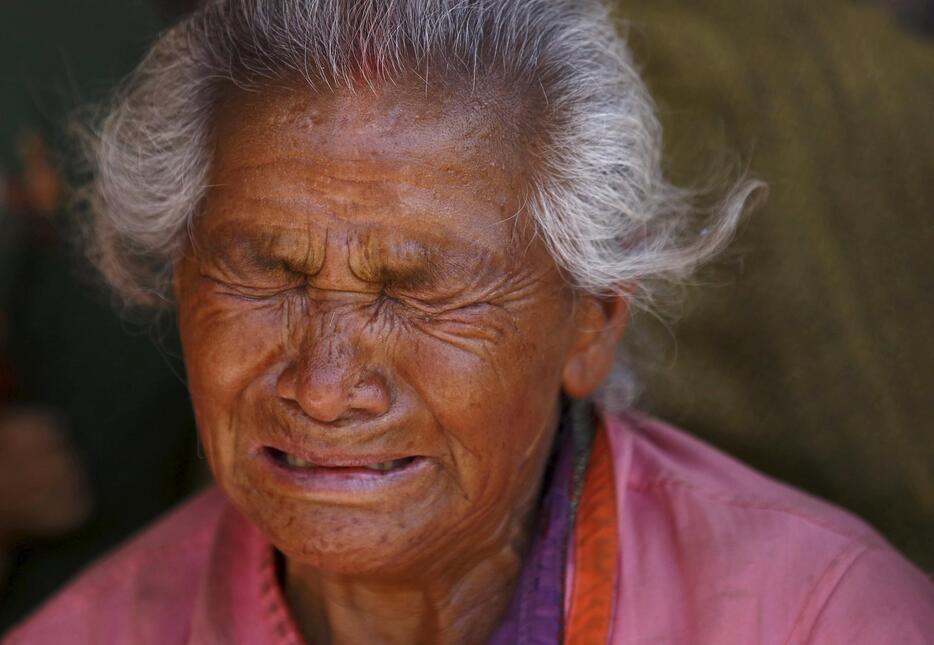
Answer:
[250,449,432,501]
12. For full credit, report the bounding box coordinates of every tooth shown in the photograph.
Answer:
[285,454,314,468]
[365,459,406,471]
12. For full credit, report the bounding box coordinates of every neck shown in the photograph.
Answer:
[284,529,531,645]
[282,407,570,644]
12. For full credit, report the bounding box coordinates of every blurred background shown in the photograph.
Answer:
[0,0,203,630]
[1,0,932,631]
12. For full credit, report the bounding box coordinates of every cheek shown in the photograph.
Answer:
[399,317,568,504]
[177,288,286,466]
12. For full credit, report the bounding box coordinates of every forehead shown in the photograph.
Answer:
[202,78,537,255]
[212,72,534,154]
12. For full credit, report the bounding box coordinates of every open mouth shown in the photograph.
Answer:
[264,447,418,473]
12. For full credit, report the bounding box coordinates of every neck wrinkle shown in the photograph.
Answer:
[284,528,532,645]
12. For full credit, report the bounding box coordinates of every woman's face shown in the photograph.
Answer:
[175,81,598,577]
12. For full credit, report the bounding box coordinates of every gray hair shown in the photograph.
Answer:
[78,0,761,407]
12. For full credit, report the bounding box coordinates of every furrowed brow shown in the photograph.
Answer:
[198,225,323,273]
[349,237,433,287]
[375,242,496,291]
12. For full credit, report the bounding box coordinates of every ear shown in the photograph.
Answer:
[561,293,629,399]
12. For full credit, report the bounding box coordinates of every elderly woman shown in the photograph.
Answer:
[7,0,934,643]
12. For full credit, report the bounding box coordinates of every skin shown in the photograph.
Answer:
[174,77,627,644]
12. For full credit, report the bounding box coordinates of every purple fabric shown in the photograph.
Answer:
[487,432,575,645]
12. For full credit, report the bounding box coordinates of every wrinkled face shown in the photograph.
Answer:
[175,81,590,577]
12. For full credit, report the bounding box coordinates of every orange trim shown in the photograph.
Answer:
[565,421,618,644]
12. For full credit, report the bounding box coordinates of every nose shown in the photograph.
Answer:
[276,334,391,424]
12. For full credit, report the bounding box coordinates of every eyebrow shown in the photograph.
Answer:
[196,225,324,274]
[352,235,426,282]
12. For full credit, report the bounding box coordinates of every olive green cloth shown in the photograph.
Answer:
[618,0,934,569]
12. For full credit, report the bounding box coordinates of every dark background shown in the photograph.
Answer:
[0,0,200,630]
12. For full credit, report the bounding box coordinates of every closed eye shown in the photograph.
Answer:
[385,289,495,320]
[200,270,306,301]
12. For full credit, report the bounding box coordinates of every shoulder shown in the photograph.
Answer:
[3,487,229,645]
[788,545,934,643]
[608,410,888,547]
[604,411,934,644]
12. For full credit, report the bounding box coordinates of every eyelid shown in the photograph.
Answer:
[382,286,449,308]
[387,289,492,318]
[199,266,305,299]
[198,250,302,279]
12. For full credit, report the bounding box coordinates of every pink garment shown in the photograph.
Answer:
[5,412,934,644]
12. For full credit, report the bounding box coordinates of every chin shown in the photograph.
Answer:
[229,484,453,578]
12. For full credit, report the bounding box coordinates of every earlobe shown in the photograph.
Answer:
[561,294,629,399]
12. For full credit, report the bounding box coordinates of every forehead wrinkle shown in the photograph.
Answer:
[209,179,514,259]
[210,167,406,217]
[208,160,504,235]
[207,81,542,284]
[201,188,537,291]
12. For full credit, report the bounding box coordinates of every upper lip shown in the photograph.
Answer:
[254,407,425,467]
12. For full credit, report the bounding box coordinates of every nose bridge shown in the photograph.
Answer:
[301,304,360,388]
[278,299,389,423]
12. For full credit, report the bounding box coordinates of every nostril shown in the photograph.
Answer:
[276,359,354,423]
[277,354,390,422]
[301,391,352,423]
[351,376,392,417]
[275,362,301,402]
